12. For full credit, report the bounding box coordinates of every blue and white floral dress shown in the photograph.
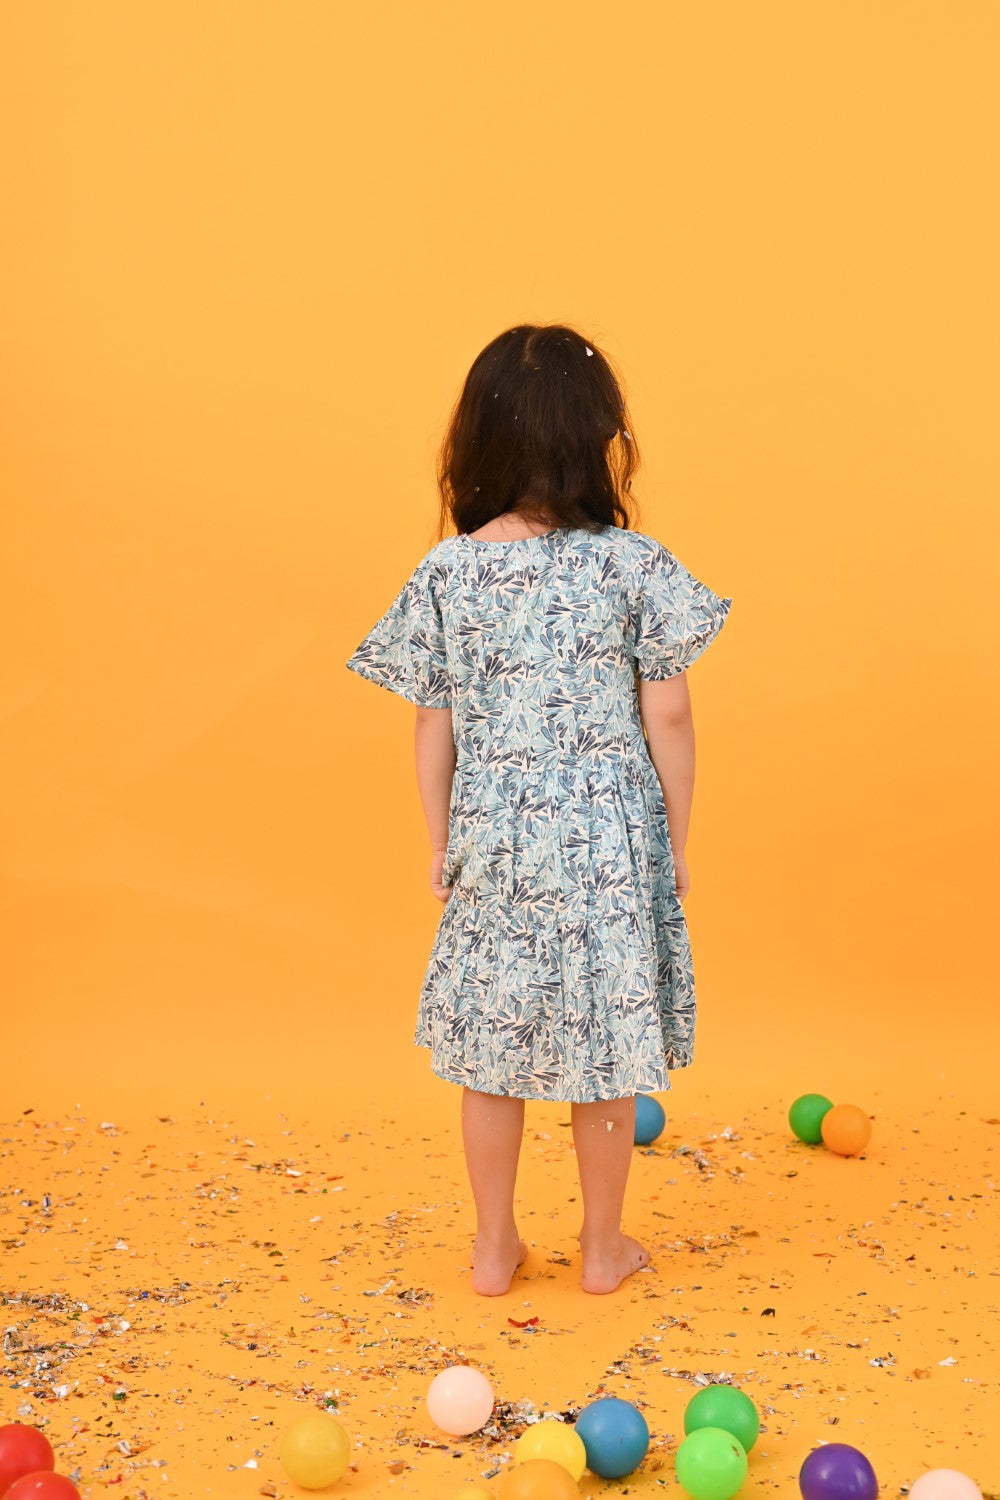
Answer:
[345,523,733,1102]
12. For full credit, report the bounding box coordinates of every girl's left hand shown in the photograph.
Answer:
[430,848,453,904]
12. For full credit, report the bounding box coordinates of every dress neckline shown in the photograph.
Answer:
[460,526,567,546]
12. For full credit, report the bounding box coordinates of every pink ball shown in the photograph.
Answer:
[426,1365,495,1437]
[909,1472,983,1500]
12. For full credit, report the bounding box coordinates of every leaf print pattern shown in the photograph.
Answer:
[343,552,453,708]
[345,524,733,1102]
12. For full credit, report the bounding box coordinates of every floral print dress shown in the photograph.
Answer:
[345,523,733,1102]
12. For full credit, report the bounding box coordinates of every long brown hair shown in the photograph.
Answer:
[434,323,641,542]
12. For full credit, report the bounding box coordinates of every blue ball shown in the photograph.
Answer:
[634,1093,666,1145]
[574,1396,650,1479]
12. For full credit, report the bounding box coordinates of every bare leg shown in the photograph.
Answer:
[460,1087,529,1295]
[570,1095,651,1293]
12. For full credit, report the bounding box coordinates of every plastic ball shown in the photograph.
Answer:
[675,1427,748,1500]
[498,1457,580,1499]
[634,1094,666,1145]
[514,1419,587,1481]
[684,1384,760,1454]
[427,1365,495,1436]
[799,1442,878,1500]
[278,1413,351,1489]
[0,1425,56,1498]
[574,1396,649,1480]
[4,1477,81,1500]
[788,1093,834,1144]
[820,1104,872,1157]
[908,1473,983,1500]
[452,1490,494,1499]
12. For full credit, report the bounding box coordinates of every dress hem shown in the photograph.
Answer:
[414,1040,677,1102]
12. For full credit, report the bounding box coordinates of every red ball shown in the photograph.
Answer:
[4,1474,81,1500]
[0,1426,55,1498]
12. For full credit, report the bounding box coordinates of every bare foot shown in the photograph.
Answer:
[470,1233,529,1296]
[579,1232,652,1294]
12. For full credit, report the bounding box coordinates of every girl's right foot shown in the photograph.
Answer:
[578,1232,652,1294]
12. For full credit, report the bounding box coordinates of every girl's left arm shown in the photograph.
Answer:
[414,706,457,879]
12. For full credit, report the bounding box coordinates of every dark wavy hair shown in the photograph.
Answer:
[433,323,641,543]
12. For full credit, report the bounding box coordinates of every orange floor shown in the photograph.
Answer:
[3,1082,997,1499]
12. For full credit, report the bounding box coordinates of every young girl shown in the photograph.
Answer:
[346,324,733,1299]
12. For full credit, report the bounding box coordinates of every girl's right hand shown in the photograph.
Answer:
[672,848,690,902]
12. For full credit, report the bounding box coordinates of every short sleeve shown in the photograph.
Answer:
[629,539,733,680]
[345,555,453,708]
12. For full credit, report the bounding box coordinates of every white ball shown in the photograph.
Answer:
[908,1470,983,1500]
[426,1364,495,1436]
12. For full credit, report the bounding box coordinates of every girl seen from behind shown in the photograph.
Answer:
[346,323,733,1296]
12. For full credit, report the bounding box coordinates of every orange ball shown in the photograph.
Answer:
[820,1103,872,1156]
[498,1457,581,1499]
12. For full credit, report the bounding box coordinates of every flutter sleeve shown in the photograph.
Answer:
[345,554,453,708]
[629,538,733,680]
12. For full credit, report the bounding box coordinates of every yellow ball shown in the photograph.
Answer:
[514,1420,587,1482]
[452,1490,493,1499]
[499,1459,580,1499]
[279,1413,351,1489]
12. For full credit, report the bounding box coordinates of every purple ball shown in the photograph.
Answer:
[799,1444,878,1500]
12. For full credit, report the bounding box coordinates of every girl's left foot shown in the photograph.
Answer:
[470,1233,528,1296]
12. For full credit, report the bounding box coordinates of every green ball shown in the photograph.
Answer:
[684,1385,759,1454]
[788,1093,834,1144]
[675,1426,748,1500]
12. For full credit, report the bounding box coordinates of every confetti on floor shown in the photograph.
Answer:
[1,1096,997,1497]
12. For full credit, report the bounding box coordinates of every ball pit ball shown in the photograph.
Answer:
[514,1419,588,1481]
[453,1489,494,1500]
[498,1457,581,1499]
[799,1442,878,1500]
[4,1476,82,1500]
[788,1093,834,1144]
[0,1425,56,1497]
[634,1093,666,1145]
[573,1395,649,1479]
[675,1426,748,1500]
[426,1365,495,1436]
[820,1104,872,1157]
[684,1384,760,1454]
[908,1472,983,1500]
[278,1413,351,1490]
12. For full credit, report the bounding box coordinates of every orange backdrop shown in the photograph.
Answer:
[2,2,997,1131]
